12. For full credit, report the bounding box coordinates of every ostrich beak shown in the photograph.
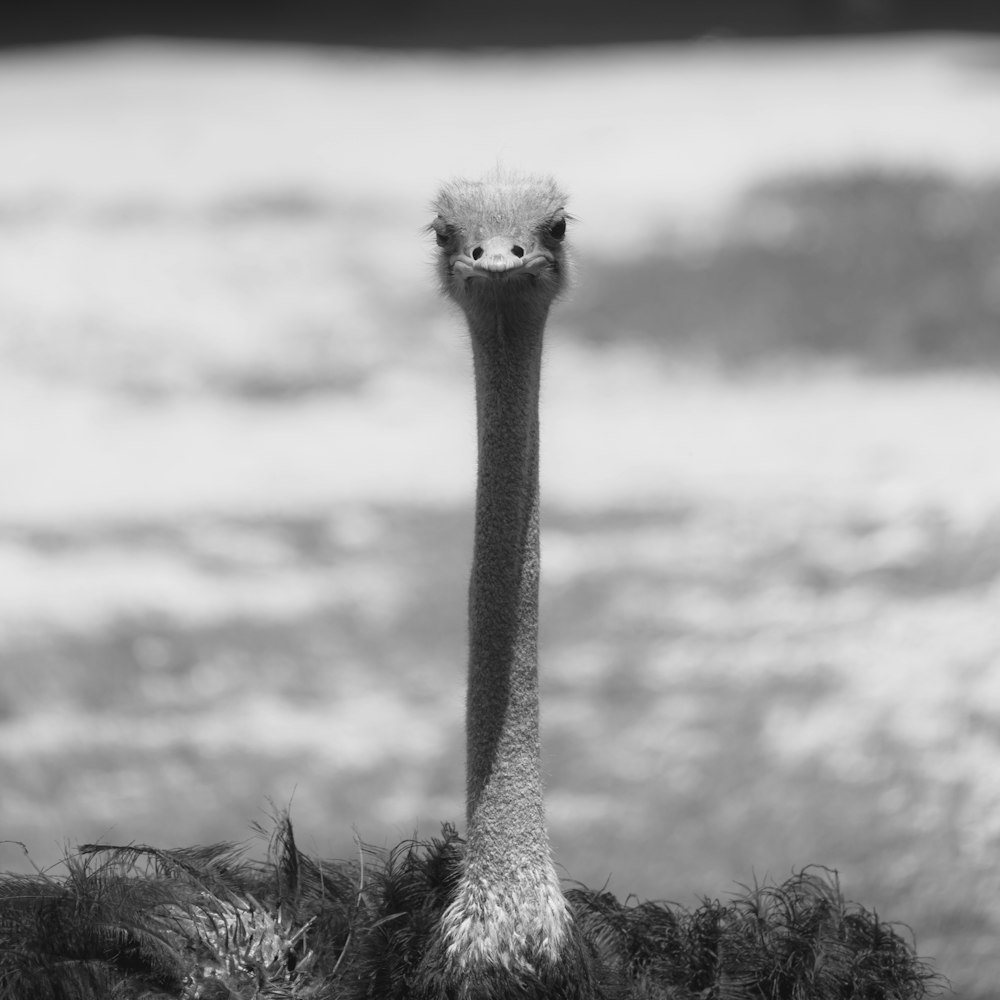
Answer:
[452,238,552,281]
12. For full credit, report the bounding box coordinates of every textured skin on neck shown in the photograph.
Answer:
[467,298,544,828]
[438,289,571,976]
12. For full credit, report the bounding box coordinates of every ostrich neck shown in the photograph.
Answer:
[465,295,552,880]
[429,287,571,979]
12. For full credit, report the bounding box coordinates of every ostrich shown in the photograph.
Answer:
[421,170,578,994]
[0,170,937,1000]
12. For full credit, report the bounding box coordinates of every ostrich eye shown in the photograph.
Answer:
[434,221,454,248]
[549,217,566,241]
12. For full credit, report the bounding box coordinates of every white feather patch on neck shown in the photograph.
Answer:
[438,862,571,973]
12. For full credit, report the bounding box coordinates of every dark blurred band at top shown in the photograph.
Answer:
[3,0,1000,50]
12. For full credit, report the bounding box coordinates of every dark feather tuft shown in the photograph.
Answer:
[0,818,942,1000]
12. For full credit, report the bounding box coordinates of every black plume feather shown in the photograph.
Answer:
[0,818,942,1000]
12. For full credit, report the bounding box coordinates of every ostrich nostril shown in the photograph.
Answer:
[472,247,484,261]
[511,245,525,258]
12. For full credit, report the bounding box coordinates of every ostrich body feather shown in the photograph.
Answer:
[0,817,939,1000]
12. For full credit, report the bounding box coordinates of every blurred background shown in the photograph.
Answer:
[1,4,1000,997]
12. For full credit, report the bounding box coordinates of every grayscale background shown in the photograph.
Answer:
[1,5,998,996]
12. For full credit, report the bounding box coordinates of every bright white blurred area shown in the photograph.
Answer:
[1,37,998,515]
[1,35,1000,995]
[2,35,999,615]
[3,37,1000,230]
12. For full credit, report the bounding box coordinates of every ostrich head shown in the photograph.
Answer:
[430,171,571,327]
